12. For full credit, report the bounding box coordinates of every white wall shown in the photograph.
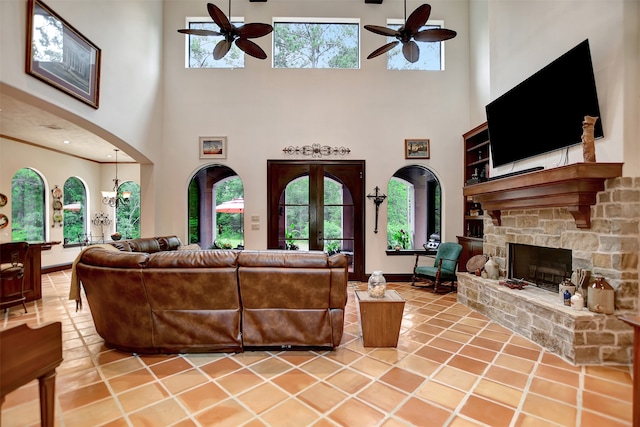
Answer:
[486,0,636,177]
[1,0,637,275]
[0,0,164,163]
[159,0,471,274]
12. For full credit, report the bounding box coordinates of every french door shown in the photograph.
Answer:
[267,160,365,281]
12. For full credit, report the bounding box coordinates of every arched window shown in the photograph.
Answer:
[387,166,441,250]
[63,177,87,245]
[188,165,244,249]
[116,181,140,239]
[11,168,46,241]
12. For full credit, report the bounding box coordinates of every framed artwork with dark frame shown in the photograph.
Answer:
[405,139,430,159]
[199,137,227,159]
[26,0,101,108]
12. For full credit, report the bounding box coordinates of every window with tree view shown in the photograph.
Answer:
[11,168,45,241]
[273,19,359,69]
[387,166,441,250]
[184,18,245,68]
[116,181,140,239]
[386,20,445,71]
[63,177,86,245]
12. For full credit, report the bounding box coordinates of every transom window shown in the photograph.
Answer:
[273,18,360,69]
[386,19,446,71]
[183,17,246,68]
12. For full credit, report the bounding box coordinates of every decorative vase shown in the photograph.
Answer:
[588,277,614,314]
[368,271,387,298]
[111,233,122,241]
[558,278,576,304]
[581,115,598,162]
[484,256,499,280]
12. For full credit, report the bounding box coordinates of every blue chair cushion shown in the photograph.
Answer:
[415,266,457,281]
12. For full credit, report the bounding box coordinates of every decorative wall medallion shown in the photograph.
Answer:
[282,144,351,158]
[0,193,6,207]
[0,213,8,229]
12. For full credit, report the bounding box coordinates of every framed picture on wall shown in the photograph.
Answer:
[200,137,227,159]
[26,0,102,108]
[405,139,430,159]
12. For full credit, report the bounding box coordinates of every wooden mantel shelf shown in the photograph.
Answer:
[463,162,623,228]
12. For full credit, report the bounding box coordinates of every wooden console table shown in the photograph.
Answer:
[355,290,405,347]
[0,322,63,427]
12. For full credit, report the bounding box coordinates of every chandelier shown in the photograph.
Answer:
[101,149,131,208]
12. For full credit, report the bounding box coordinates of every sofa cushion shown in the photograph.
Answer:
[146,250,238,268]
[158,236,183,251]
[81,248,148,268]
[128,238,161,253]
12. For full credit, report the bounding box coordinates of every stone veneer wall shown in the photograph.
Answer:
[457,177,640,365]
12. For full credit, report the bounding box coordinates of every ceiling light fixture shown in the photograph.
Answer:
[101,149,130,208]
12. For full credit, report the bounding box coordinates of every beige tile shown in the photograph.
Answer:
[328,397,386,427]
[299,382,348,413]
[415,380,466,409]
[128,398,187,426]
[237,383,288,414]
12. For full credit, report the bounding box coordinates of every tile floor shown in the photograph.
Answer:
[0,270,633,427]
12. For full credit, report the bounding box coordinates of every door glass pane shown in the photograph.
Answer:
[323,176,354,272]
[280,177,309,250]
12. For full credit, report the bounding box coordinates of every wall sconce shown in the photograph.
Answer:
[367,186,387,234]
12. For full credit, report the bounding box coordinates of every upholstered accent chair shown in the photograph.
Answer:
[411,242,463,293]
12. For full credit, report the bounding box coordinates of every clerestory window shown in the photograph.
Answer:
[273,19,360,69]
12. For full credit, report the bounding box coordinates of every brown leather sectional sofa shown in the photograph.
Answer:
[75,236,348,354]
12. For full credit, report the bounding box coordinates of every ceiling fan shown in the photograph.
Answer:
[177,1,273,60]
[364,3,457,63]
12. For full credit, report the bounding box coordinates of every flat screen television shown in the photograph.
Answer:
[486,39,603,168]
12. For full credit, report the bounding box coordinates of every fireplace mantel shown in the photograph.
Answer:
[463,163,623,228]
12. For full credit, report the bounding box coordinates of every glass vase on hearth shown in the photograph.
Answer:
[368,271,387,298]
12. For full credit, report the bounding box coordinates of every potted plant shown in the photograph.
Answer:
[285,223,299,250]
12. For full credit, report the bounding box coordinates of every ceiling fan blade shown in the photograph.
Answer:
[414,28,457,42]
[177,28,222,37]
[402,41,420,63]
[367,41,400,59]
[213,39,232,60]
[236,38,267,59]
[364,25,399,37]
[207,2,233,33]
[405,4,431,34]
[236,23,274,39]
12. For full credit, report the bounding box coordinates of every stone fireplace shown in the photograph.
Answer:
[458,172,638,365]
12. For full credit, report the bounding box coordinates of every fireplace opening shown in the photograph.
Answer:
[507,243,572,292]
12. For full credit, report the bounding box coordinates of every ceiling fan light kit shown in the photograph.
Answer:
[178,2,454,63]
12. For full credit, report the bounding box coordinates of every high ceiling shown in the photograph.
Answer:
[0,90,135,164]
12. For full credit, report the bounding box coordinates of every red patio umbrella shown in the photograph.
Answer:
[215,198,244,213]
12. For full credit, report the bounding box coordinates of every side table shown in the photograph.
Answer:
[355,290,406,347]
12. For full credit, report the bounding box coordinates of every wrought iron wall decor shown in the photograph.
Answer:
[282,143,351,158]
[367,186,387,234]
[51,185,63,227]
